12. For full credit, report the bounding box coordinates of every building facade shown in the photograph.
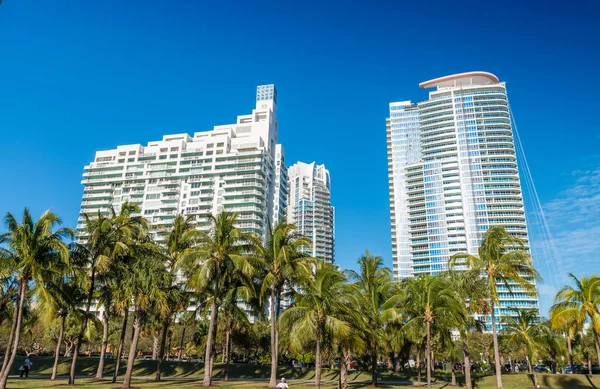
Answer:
[386,72,538,329]
[287,162,335,263]
[78,84,286,320]
[80,84,284,240]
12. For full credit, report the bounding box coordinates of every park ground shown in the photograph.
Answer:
[4,356,600,389]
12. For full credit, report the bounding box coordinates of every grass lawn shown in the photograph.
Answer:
[5,375,600,389]
[4,357,600,388]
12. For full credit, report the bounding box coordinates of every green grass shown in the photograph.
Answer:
[5,375,600,389]
[6,356,374,380]
[5,357,600,388]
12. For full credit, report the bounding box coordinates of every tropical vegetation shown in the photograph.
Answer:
[0,207,598,389]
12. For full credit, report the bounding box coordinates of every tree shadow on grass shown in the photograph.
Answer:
[538,373,597,389]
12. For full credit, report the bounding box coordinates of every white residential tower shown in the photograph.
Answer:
[287,162,335,263]
[386,71,538,329]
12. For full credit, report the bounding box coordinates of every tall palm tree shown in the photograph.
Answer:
[68,202,145,385]
[94,267,120,380]
[220,285,252,381]
[551,273,600,370]
[445,270,489,389]
[399,275,465,389]
[279,260,351,389]
[36,258,87,380]
[259,219,311,387]
[334,297,365,389]
[121,242,171,389]
[155,215,200,381]
[346,250,396,387]
[501,309,551,388]
[111,263,133,384]
[184,211,259,386]
[0,209,73,389]
[550,297,583,375]
[449,225,539,389]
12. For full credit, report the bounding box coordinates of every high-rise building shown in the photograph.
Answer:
[79,84,284,251]
[287,162,335,263]
[386,71,538,329]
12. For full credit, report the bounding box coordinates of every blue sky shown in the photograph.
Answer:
[1,0,599,314]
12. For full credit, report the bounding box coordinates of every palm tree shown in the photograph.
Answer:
[279,260,351,389]
[346,250,396,386]
[94,266,120,380]
[0,209,73,389]
[184,211,259,386]
[111,266,132,384]
[220,285,252,381]
[551,273,600,370]
[449,225,539,389]
[36,258,87,380]
[68,203,146,385]
[399,275,465,389]
[258,219,311,387]
[121,242,171,389]
[155,214,200,381]
[333,297,365,389]
[501,309,551,388]
[445,270,489,389]
[550,297,583,375]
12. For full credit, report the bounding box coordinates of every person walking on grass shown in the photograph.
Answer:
[20,357,32,378]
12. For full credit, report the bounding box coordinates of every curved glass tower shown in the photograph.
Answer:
[386,72,538,329]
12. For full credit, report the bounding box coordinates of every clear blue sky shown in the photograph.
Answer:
[1,0,599,313]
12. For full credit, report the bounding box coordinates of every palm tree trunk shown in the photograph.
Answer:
[392,351,400,374]
[451,365,456,386]
[0,284,21,378]
[122,310,142,389]
[371,348,378,386]
[489,301,503,389]
[155,318,169,381]
[178,327,186,361]
[269,287,277,387]
[593,331,600,370]
[315,327,322,389]
[0,278,27,389]
[416,345,422,386]
[69,267,96,385]
[112,309,129,383]
[426,321,431,389]
[462,338,472,389]
[567,335,574,373]
[51,315,67,380]
[152,334,159,360]
[224,328,231,381]
[527,352,538,388]
[340,347,351,389]
[96,310,109,380]
[203,296,219,386]
[275,288,281,378]
[167,331,173,360]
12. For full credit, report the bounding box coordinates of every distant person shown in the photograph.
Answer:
[276,377,289,388]
[20,356,32,378]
